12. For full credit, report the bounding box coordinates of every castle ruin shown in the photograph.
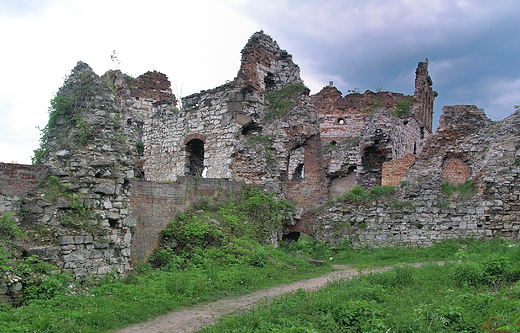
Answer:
[1,31,518,279]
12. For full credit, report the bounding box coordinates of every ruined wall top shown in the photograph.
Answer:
[413,59,437,134]
[421,104,492,159]
[103,69,176,106]
[313,87,410,115]
[237,31,303,92]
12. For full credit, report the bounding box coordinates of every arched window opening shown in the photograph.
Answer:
[337,118,345,125]
[186,139,204,177]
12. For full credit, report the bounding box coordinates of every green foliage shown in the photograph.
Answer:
[59,194,94,231]
[154,187,295,270]
[32,64,112,164]
[391,200,415,209]
[202,244,520,333]
[161,213,224,254]
[391,98,413,117]
[347,87,361,94]
[246,135,272,145]
[442,181,476,197]
[2,237,519,333]
[135,142,144,156]
[0,212,25,240]
[366,96,382,113]
[337,185,396,203]
[264,83,308,121]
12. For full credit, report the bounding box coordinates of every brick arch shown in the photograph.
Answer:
[442,158,470,185]
[184,134,207,146]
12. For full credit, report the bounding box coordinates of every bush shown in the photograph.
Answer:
[450,261,483,287]
[481,253,512,283]
[0,212,25,240]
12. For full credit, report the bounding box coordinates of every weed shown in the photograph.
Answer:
[390,97,414,117]
[0,212,25,240]
[391,200,415,209]
[264,84,308,121]
[442,181,476,197]
[136,142,144,156]
[337,185,395,203]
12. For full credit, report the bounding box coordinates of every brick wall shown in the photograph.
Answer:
[442,159,470,185]
[0,163,48,214]
[129,177,243,262]
[382,154,416,187]
[283,135,328,235]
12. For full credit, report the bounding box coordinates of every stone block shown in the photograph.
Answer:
[235,113,252,126]
[93,183,116,195]
[58,236,74,245]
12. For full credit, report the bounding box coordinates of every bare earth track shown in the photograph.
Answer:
[115,265,387,333]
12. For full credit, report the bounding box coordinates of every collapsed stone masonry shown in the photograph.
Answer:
[315,105,520,246]
[2,31,518,283]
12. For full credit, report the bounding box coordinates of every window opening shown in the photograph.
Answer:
[292,163,305,181]
[186,139,205,177]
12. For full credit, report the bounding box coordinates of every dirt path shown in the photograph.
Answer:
[115,265,387,333]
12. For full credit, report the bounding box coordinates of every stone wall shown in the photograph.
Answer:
[315,106,520,246]
[129,177,243,262]
[0,163,48,214]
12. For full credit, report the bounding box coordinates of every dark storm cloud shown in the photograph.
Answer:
[237,0,520,126]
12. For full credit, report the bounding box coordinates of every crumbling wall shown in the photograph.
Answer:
[413,59,437,135]
[19,62,139,277]
[0,163,48,214]
[357,109,421,188]
[142,31,327,213]
[129,177,243,262]
[313,59,435,195]
[315,106,520,246]
[382,154,416,187]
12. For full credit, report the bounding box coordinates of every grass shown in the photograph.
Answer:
[336,185,396,203]
[3,182,519,333]
[263,83,308,121]
[202,238,520,333]
[442,181,476,197]
[2,237,519,332]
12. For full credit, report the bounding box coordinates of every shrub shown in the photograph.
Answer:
[0,212,25,240]
[481,253,512,283]
[450,261,483,287]
[391,98,413,117]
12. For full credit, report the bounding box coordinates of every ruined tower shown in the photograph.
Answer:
[412,59,437,136]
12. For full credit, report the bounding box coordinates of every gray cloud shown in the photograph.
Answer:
[237,0,520,126]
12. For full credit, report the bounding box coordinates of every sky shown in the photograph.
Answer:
[1,0,519,164]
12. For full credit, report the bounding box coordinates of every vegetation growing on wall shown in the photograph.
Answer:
[442,181,476,198]
[337,185,396,203]
[154,187,295,270]
[391,97,414,117]
[32,62,115,164]
[264,83,308,121]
